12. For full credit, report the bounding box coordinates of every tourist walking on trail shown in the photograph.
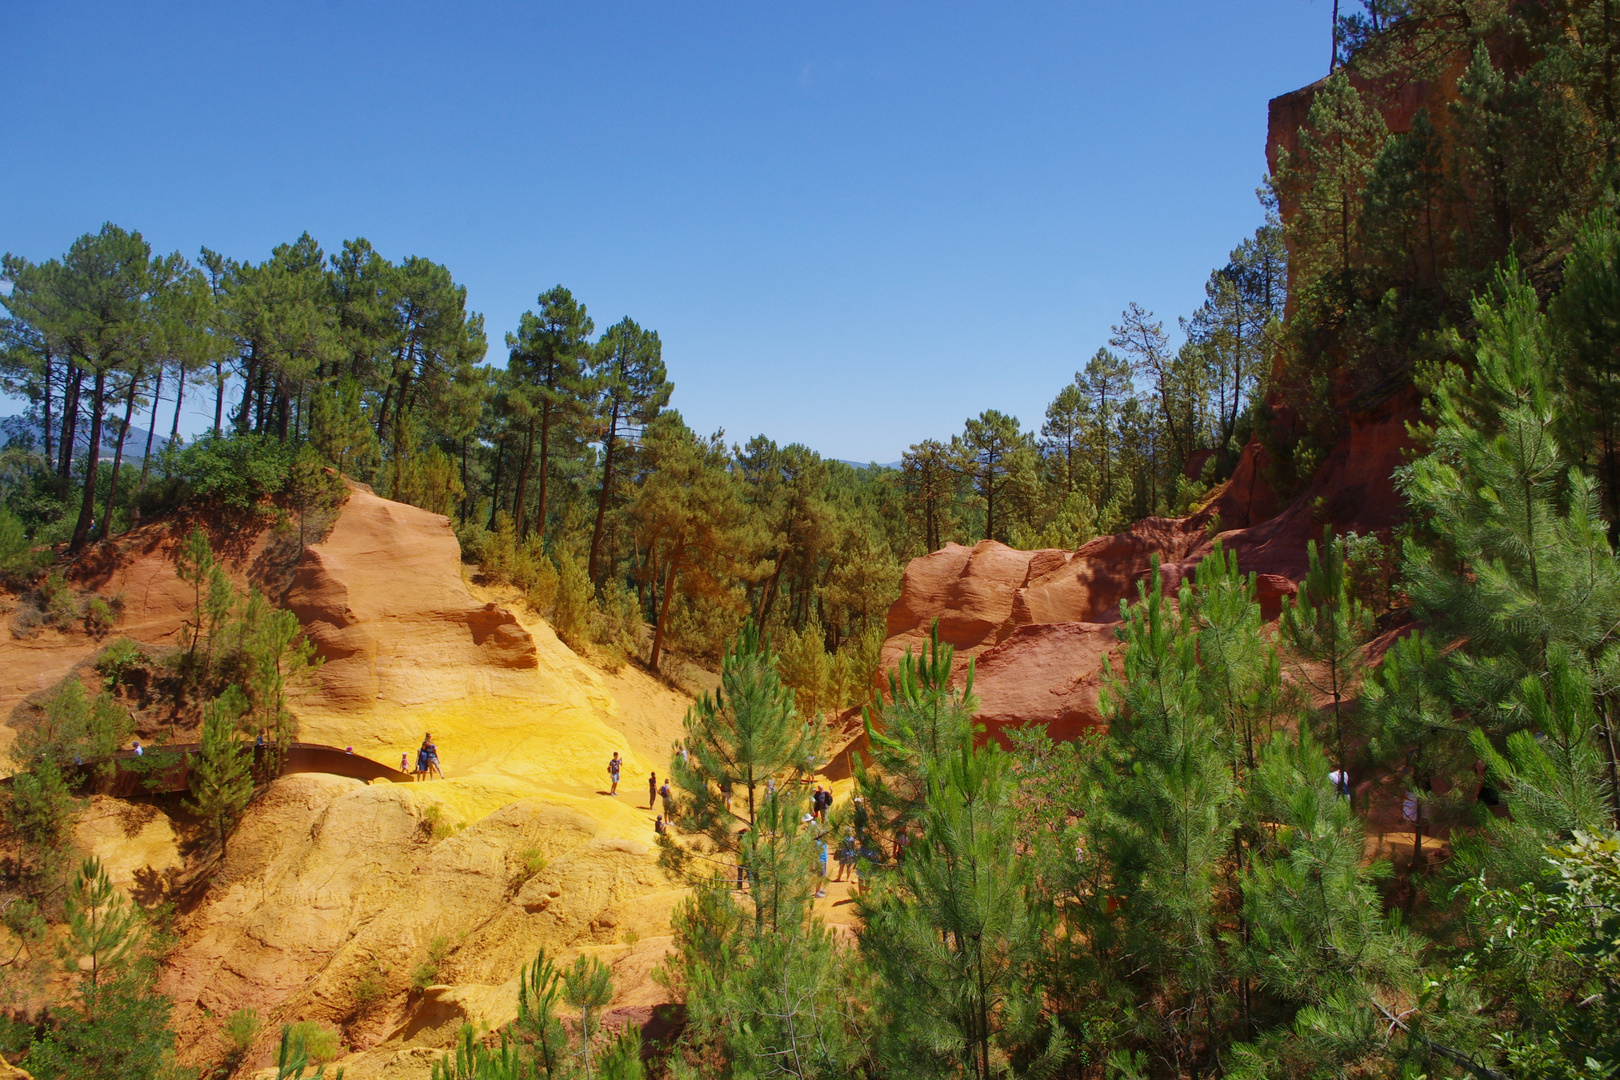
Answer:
[420,734,444,780]
[659,780,673,819]
[401,753,411,774]
[836,833,857,881]
[648,771,658,809]
[608,751,622,795]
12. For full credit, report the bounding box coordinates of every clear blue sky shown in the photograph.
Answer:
[1,1,1332,463]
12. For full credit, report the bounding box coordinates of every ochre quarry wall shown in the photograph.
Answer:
[877,356,1416,745]
[5,484,694,1079]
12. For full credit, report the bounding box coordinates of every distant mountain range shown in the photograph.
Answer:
[838,459,902,471]
[1,415,160,461]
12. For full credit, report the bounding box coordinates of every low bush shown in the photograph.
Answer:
[223,1008,260,1058]
[351,967,386,1013]
[0,507,46,580]
[95,638,143,689]
[82,595,119,638]
[150,433,296,512]
[38,572,78,626]
[284,1019,339,1064]
[412,935,452,991]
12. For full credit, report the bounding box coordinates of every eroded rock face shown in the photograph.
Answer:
[162,775,683,1074]
[285,488,539,710]
[879,391,1415,743]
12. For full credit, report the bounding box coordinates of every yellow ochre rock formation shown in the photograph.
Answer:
[26,485,693,1078]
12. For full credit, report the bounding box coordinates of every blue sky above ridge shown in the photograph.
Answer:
[0,1,1332,462]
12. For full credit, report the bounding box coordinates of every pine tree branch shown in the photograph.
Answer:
[1370,999,1508,1080]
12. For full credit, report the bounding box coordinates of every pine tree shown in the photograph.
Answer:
[586,316,671,583]
[57,855,143,1016]
[515,947,570,1078]
[505,286,592,539]
[1280,527,1375,776]
[901,438,959,553]
[1401,260,1620,819]
[185,684,254,857]
[27,855,178,1080]
[309,375,380,480]
[1226,727,1411,1080]
[1095,559,1233,1072]
[856,628,1066,1079]
[953,410,1027,543]
[664,621,822,887]
[562,955,614,1080]
[1082,347,1131,510]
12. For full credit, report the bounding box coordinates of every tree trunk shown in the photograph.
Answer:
[536,405,552,541]
[588,420,620,582]
[487,433,507,530]
[170,359,187,446]
[649,545,682,673]
[69,367,106,553]
[1331,0,1340,72]
[212,359,224,436]
[236,348,258,434]
[101,364,141,540]
[459,435,471,526]
[254,365,269,433]
[1603,696,1620,828]
[58,363,83,479]
[41,351,54,466]
[513,421,536,538]
[138,366,162,493]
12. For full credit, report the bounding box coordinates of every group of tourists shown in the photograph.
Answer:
[403,734,443,780]
[601,750,913,898]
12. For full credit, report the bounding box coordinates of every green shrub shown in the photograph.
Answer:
[352,968,386,1012]
[421,802,454,841]
[520,846,548,878]
[0,507,44,579]
[284,1019,339,1064]
[83,596,117,638]
[95,638,143,689]
[224,1008,260,1057]
[592,578,645,670]
[38,571,78,626]
[551,547,592,649]
[412,935,452,990]
[159,433,295,511]
[455,519,494,565]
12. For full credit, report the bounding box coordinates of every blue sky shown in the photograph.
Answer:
[1,1,1331,463]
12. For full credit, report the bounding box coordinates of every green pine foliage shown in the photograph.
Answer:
[18,857,178,1080]
[184,684,255,856]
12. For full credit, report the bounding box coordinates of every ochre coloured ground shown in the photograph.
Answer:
[2,485,695,1079]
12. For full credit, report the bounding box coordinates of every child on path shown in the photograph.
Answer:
[608,752,622,795]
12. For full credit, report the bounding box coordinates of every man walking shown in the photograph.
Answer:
[648,771,658,809]
[607,751,622,795]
